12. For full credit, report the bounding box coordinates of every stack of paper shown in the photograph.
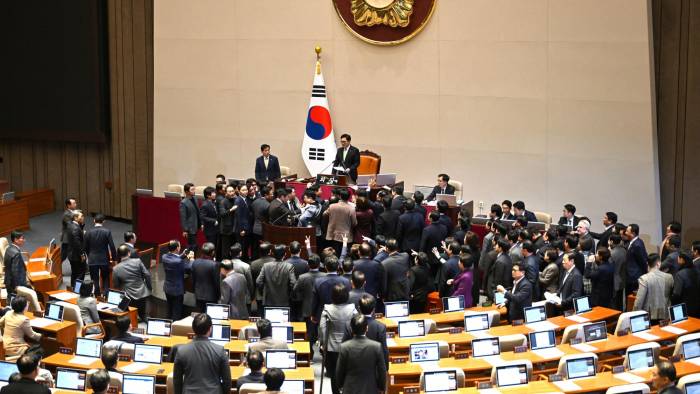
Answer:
[532,347,565,359]
[69,356,98,366]
[526,320,559,331]
[571,343,598,352]
[632,331,660,341]
[552,380,582,391]
[614,372,646,384]
[481,355,505,366]
[417,362,441,371]
[120,363,150,373]
[661,325,687,335]
[544,292,561,304]
[566,315,590,323]
[50,292,77,301]
[29,318,56,328]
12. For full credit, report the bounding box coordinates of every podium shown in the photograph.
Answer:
[262,223,317,258]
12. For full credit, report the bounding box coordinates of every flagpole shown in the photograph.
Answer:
[315,46,322,74]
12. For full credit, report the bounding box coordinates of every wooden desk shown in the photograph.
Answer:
[0,199,29,236]
[26,312,77,355]
[172,316,307,340]
[0,180,8,195]
[46,290,139,329]
[16,189,55,217]
[28,246,61,296]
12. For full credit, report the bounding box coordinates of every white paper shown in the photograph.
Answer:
[526,320,559,332]
[544,292,561,304]
[120,363,150,373]
[332,166,347,173]
[29,271,50,277]
[687,358,700,366]
[552,380,582,391]
[565,315,590,323]
[470,330,491,339]
[96,302,113,310]
[386,338,396,347]
[532,347,565,359]
[417,362,441,371]
[661,325,687,335]
[571,343,597,352]
[481,355,505,366]
[69,356,98,366]
[50,292,77,301]
[632,331,660,341]
[30,318,56,328]
[614,372,646,384]
[479,389,502,394]
[29,258,45,263]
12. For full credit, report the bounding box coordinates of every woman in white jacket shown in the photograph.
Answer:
[319,283,357,394]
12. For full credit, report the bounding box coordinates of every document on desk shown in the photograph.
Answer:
[632,331,660,341]
[30,318,56,328]
[69,356,98,366]
[526,320,559,332]
[29,271,50,277]
[552,380,582,391]
[386,338,396,347]
[614,372,646,384]
[565,314,590,323]
[571,343,598,352]
[50,292,77,301]
[120,363,151,373]
[480,355,505,366]
[544,292,561,305]
[478,389,502,394]
[532,347,565,359]
[418,362,441,371]
[661,325,687,335]
[469,330,491,339]
[96,302,113,310]
[687,358,700,366]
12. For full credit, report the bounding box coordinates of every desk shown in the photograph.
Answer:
[0,199,29,236]
[46,290,139,329]
[28,246,61,296]
[26,312,77,355]
[286,180,355,201]
[15,188,55,217]
[0,180,8,194]
[132,194,206,246]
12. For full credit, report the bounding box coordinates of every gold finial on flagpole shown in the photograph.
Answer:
[315,46,322,60]
[315,46,322,75]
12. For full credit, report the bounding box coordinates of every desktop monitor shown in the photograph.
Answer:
[163,191,182,199]
[529,330,557,350]
[75,338,102,358]
[670,303,688,324]
[133,344,163,364]
[574,296,592,314]
[279,380,305,394]
[683,339,700,361]
[685,381,700,394]
[384,301,409,319]
[627,348,655,370]
[271,325,294,344]
[375,173,396,186]
[264,307,291,324]
[583,321,607,343]
[146,318,172,337]
[206,303,230,320]
[398,320,426,338]
[0,362,18,382]
[566,357,596,379]
[209,324,232,342]
[471,337,500,358]
[524,306,547,324]
[409,342,441,363]
[423,370,458,392]
[45,303,64,322]
[122,374,155,394]
[56,368,87,391]
[73,279,83,294]
[630,313,651,333]
[265,350,297,369]
[106,289,126,306]
[464,313,490,332]
[442,295,465,313]
[496,364,529,387]
[355,175,373,187]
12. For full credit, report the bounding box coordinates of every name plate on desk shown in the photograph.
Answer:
[570,338,582,345]
[404,387,420,394]
[477,382,493,389]
[512,319,524,326]
[548,374,563,382]
[564,310,574,317]
[428,307,441,314]
[118,354,131,362]
[612,366,626,374]
[132,328,145,334]
[514,345,527,353]
[249,316,260,323]
[316,174,344,186]
[392,357,407,364]
[248,337,260,343]
[374,313,384,319]
[455,352,469,360]
[107,387,118,394]
[660,319,670,327]
[670,355,682,363]
[449,327,462,335]
[59,347,73,355]
[618,329,629,337]
[187,333,195,339]
[386,332,395,339]
[34,311,44,318]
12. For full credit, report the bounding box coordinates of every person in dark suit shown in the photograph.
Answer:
[410,252,435,312]
[66,210,87,288]
[122,232,139,258]
[625,223,647,293]
[342,294,388,367]
[381,239,410,302]
[651,361,683,394]
[83,214,117,296]
[0,354,51,394]
[376,196,400,239]
[396,200,425,252]
[256,244,296,308]
[521,241,541,300]
[426,173,456,202]
[268,188,293,226]
[513,200,537,223]
[557,203,579,229]
[497,262,532,322]
[412,191,427,218]
[199,187,219,247]
[60,197,77,262]
[233,185,252,260]
[584,247,614,308]
[609,233,628,311]
[191,242,221,312]
[173,314,231,394]
[500,200,517,220]
[236,351,265,390]
[293,254,326,359]
[348,270,370,307]
[179,183,201,252]
[311,257,350,321]
[486,239,513,301]
[353,243,385,300]
[557,252,584,311]
[336,315,387,394]
[390,185,406,212]
[217,185,238,259]
[437,200,453,235]
[161,240,193,320]
[591,211,617,251]
[436,241,461,296]
[254,144,281,184]
[3,231,28,294]
[332,133,360,183]
[672,252,700,318]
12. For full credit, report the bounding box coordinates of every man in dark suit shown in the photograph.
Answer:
[3,231,28,294]
[396,200,425,252]
[390,185,406,212]
[173,314,231,394]
[179,183,201,252]
[438,241,462,296]
[426,173,456,202]
[625,223,648,293]
[66,210,86,288]
[217,185,238,259]
[500,200,517,220]
[250,186,274,260]
[332,133,360,183]
[609,233,627,311]
[336,315,386,394]
[199,187,220,247]
[191,242,221,312]
[376,196,400,239]
[123,231,139,258]
[486,238,512,301]
[60,197,77,262]
[353,243,385,300]
[557,252,583,311]
[348,271,370,307]
[293,254,326,358]
[557,203,579,229]
[513,200,538,223]
[591,211,617,251]
[161,240,193,320]
[234,185,252,260]
[83,213,117,296]
[256,244,296,308]
[236,351,265,390]
[436,200,453,235]
[381,239,410,302]
[268,188,293,226]
[342,294,388,367]
[254,144,281,184]
[521,241,541,300]
[497,262,533,322]
[285,241,309,280]
[1,354,51,394]
[311,256,350,321]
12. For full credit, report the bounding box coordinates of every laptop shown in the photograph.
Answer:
[670,303,688,324]
[0,361,18,383]
[464,313,490,332]
[133,344,163,364]
[574,296,592,314]
[409,342,441,365]
[209,324,232,344]
[442,295,465,312]
[524,306,547,324]
[76,338,102,358]
[45,303,64,322]
[529,330,557,350]
[72,279,83,294]
[686,381,700,394]
[398,320,426,338]
[55,368,87,391]
[496,363,529,387]
[355,174,373,187]
[471,337,500,358]
[264,307,291,324]
[628,348,655,370]
[583,321,607,343]
[105,289,130,312]
[683,339,700,360]
[265,350,297,369]
[384,301,409,319]
[279,380,305,394]
[630,313,651,333]
[375,173,396,186]
[163,191,182,199]
[271,324,294,344]
[436,194,457,206]
[135,189,153,196]
[123,374,156,394]
[146,318,172,337]
[566,356,597,379]
[423,370,458,392]
[206,303,230,321]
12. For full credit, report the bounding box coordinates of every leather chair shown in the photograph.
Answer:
[195,186,209,196]
[534,211,552,224]
[556,353,598,378]
[673,333,700,357]
[280,166,292,177]
[167,184,184,196]
[171,316,195,337]
[358,150,381,176]
[490,359,533,386]
[57,301,105,338]
[16,286,42,312]
[166,372,174,394]
[561,324,585,344]
[678,373,700,391]
[613,310,649,335]
[0,237,8,262]
[238,325,259,340]
[606,383,650,394]
[499,334,527,352]
[622,342,660,370]
[448,180,463,200]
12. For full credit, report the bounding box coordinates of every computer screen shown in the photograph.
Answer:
[45,303,64,321]
[409,342,440,363]
[122,374,155,394]
[385,301,409,318]
[471,337,500,358]
[424,370,458,392]
[464,314,490,332]
[279,380,305,394]
[566,357,596,379]
[583,321,607,343]
[529,330,556,350]
[75,338,102,358]
[683,339,700,360]
[524,306,546,323]
[264,307,290,323]
[0,362,18,382]
[685,381,700,394]
[670,303,688,324]
[398,320,425,338]
[496,364,529,387]
[146,318,172,337]
[106,289,125,306]
[271,325,294,344]
[133,344,163,364]
[265,350,297,369]
[442,295,465,312]
[630,314,650,333]
[628,348,655,370]
[209,324,231,342]
[574,296,592,314]
[56,368,86,391]
[73,279,82,294]
[206,303,230,320]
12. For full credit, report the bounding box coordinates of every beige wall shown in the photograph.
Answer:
[154,0,662,242]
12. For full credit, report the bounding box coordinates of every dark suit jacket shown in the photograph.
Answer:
[256,260,296,307]
[235,371,264,391]
[396,211,425,252]
[293,270,326,318]
[438,214,453,235]
[626,238,648,285]
[254,154,281,183]
[426,184,456,202]
[486,253,512,299]
[285,256,309,280]
[523,210,538,223]
[390,195,406,212]
[591,225,614,251]
[66,221,85,262]
[61,209,73,244]
[250,197,270,236]
[179,197,201,234]
[353,258,385,298]
[336,336,387,394]
[191,258,220,302]
[584,261,614,308]
[233,196,251,233]
[312,273,351,319]
[381,252,410,301]
[558,267,583,310]
[504,278,532,322]
[84,225,116,266]
[342,316,388,367]
[333,145,360,182]
[376,209,400,239]
[218,197,237,235]
[268,198,292,226]
[199,199,219,239]
[173,337,231,394]
[3,244,27,292]
[557,215,580,228]
[420,223,447,254]
[523,254,541,299]
[0,378,51,394]
[162,252,191,296]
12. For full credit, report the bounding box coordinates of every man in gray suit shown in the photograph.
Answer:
[336,315,386,394]
[633,253,674,323]
[293,254,325,359]
[256,244,296,308]
[381,239,410,302]
[609,233,628,310]
[173,313,231,394]
[219,260,248,319]
[229,243,254,313]
[60,197,78,262]
[246,318,288,354]
[112,244,152,322]
[179,183,201,252]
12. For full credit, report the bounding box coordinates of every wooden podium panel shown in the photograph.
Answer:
[263,223,316,257]
[16,188,55,217]
[0,199,30,236]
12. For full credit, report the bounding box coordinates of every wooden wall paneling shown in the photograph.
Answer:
[19,142,34,191]
[145,0,153,187]
[121,0,137,218]
[132,0,150,192]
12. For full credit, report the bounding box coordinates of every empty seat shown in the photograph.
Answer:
[419,368,465,390]
[673,333,700,357]
[171,316,195,337]
[448,180,463,200]
[239,383,268,394]
[557,353,599,379]
[490,359,533,386]
[614,310,649,335]
[561,323,585,344]
[623,342,660,370]
[499,334,527,353]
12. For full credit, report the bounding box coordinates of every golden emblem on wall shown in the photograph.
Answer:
[350,0,414,28]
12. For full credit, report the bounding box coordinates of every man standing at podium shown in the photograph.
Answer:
[332,134,360,183]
